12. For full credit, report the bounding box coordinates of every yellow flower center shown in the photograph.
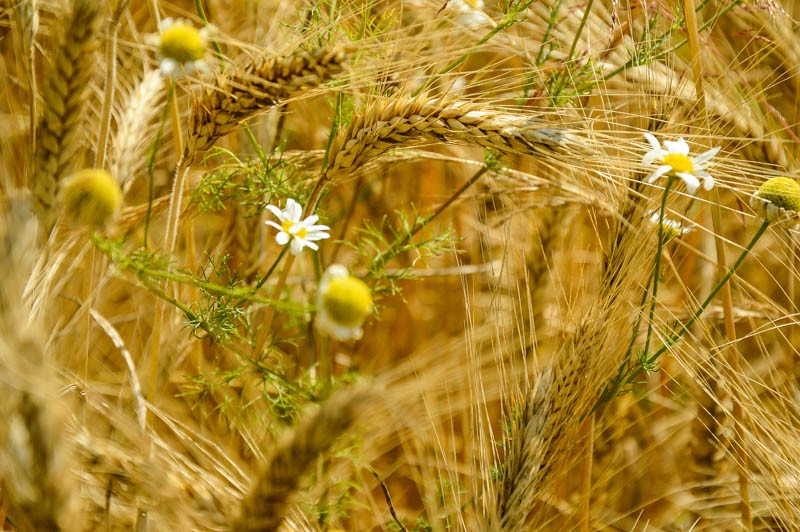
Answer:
[662,153,694,174]
[281,220,294,233]
[658,221,681,242]
[60,169,122,227]
[322,276,372,328]
[159,24,205,63]
[296,227,308,239]
[756,177,800,211]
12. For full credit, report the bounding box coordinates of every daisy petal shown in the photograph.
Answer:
[266,205,283,218]
[306,232,330,241]
[275,232,290,245]
[306,224,330,232]
[647,165,671,183]
[644,133,661,151]
[160,58,179,77]
[265,221,283,231]
[693,146,721,164]
[642,150,660,166]
[290,239,304,255]
[664,138,690,155]
[286,199,302,221]
[677,173,701,194]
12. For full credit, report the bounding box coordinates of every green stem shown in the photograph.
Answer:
[597,218,770,408]
[193,0,224,59]
[144,82,174,248]
[647,219,770,363]
[243,123,269,168]
[371,164,490,269]
[412,0,537,98]
[601,0,738,83]
[254,245,290,291]
[643,178,674,358]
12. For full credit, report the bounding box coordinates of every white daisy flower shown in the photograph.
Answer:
[315,265,373,341]
[649,212,694,241]
[265,198,330,255]
[642,133,720,194]
[146,18,211,78]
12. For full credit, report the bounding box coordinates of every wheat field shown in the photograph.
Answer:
[1,0,800,530]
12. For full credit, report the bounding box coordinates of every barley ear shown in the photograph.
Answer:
[0,195,78,531]
[187,47,346,156]
[231,386,371,531]
[33,0,103,227]
[109,69,165,193]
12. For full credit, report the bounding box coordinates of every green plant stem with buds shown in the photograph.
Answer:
[598,218,771,407]
[601,0,740,83]
[412,0,538,98]
[93,236,302,311]
[371,159,494,270]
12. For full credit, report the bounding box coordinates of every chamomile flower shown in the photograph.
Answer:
[265,198,330,255]
[642,133,721,194]
[649,212,694,241]
[315,265,373,341]
[146,18,210,78]
[59,169,122,228]
[749,177,800,222]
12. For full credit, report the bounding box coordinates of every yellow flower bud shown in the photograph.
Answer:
[159,22,206,64]
[750,177,800,222]
[59,169,121,227]
[315,265,373,341]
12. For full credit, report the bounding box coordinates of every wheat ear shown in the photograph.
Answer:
[490,179,650,530]
[187,47,346,155]
[0,195,77,531]
[231,386,371,531]
[33,0,103,225]
[109,69,165,193]
[324,96,574,183]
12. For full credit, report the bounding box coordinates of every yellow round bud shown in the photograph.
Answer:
[322,276,372,328]
[59,169,122,227]
[315,265,373,341]
[755,177,800,211]
[751,177,800,222]
[159,23,205,63]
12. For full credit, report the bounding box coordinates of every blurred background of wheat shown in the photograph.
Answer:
[1,0,800,530]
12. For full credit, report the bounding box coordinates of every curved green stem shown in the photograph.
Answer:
[144,82,174,248]
[647,218,770,363]
[254,246,289,291]
[643,177,674,358]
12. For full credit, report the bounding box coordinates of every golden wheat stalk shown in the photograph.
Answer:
[32,0,103,225]
[323,96,575,182]
[231,386,371,531]
[109,69,165,193]
[187,47,346,155]
[0,195,77,531]
[489,178,651,529]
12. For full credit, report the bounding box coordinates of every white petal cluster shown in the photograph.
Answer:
[642,133,720,194]
[265,199,330,255]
